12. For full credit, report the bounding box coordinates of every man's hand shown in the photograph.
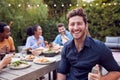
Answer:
[0,45,9,53]
[88,73,101,80]
[88,64,101,80]
[1,54,14,66]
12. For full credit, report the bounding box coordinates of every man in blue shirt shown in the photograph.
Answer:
[57,8,120,80]
[53,23,73,46]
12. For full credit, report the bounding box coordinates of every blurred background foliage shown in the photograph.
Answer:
[0,0,120,51]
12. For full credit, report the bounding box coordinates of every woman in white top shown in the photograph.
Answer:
[25,25,45,49]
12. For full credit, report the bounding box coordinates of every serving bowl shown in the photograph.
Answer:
[42,51,58,57]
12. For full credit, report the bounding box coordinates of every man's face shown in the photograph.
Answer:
[68,16,87,40]
[3,26,11,39]
[58,26,66,35]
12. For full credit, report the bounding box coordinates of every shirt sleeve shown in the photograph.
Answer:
[100,43,120,72]
[53,35,62,45]
[57,46,70,74]
[25,37,38,49]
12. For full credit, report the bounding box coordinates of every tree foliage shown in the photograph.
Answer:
[0,0,120,50]
[0,0,48,47]
[76,0,120,41]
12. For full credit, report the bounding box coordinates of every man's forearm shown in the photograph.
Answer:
[57,73,66,80]
[101,71,120,80]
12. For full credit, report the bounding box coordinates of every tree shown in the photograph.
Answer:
[76,0,120,41]
[0,0,48,48]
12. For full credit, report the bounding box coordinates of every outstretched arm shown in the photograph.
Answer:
[0,54,13,70]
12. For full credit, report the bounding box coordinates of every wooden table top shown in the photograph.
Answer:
[0,54,61,80]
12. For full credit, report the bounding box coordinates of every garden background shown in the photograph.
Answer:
[0,0,120,51]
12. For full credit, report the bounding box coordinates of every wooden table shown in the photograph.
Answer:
[0,54,61,80]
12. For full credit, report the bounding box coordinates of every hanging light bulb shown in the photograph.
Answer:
[76,4,79,6]
[54,4,56,7]
[108,3,111,6]
[62,4,64,7]
[83,4,86,6]
[37,4,39,7]
[82,0,94,3]
[96,3,98,6]
[103,3,105,6]
[90,4,92,6]
[8,4,11,7]
[45,4,48,7]
[27,4,31,8]
[69,4,72,7]
[18,4,21,7]
[114,3,117,5]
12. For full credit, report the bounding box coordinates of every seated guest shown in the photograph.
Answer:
[53,23,73,46]
[0,22,15,54]
[25,25,45,50]
[0,54,14,71]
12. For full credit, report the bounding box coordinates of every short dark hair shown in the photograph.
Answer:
[57,23,65,28]
[0,22,7,33]
[32,25,41,34]
[67,7,87,24]
[26,27,34,36]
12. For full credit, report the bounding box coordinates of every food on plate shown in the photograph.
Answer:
[42,49,57,57]
[10,60,28,67]
[29,50,42,56]
[43,50,55,54]
[34,58,50,63]
[25,55,35,60]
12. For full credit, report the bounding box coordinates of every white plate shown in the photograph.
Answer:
[33,57,56,65]
[9,62,31,69]
[22,55,35,62]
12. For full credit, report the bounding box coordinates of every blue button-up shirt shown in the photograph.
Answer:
[53,30,73,46]
[25,35,45,49]
[57,36,120,80]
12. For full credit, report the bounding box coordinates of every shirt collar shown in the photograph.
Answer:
[84,36,91,48]
[67,36,91,49]
[32,35,40,40]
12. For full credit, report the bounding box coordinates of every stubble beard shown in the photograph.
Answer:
[73,28,86,41]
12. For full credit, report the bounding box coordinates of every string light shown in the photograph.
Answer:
[103,3,106,6]
[82,0,94,3]
[27,4,31,8]
[6,2,120,8]
[37,4,39,7]
[108,3,111,6]
[18,4,21,7]
[76,4,79,6]
[45,4,48,7]
[83,4,86,6]
[114,3,117,5]
[54,4,56,7]
[62,4,64,7]
[8,4,11,7]
[96,3,98,6]
[90,4,92,6]
[69,4,72,7]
